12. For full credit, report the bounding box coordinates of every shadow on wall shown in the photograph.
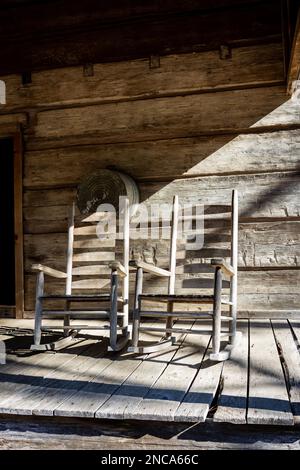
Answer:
[139,95,300,219]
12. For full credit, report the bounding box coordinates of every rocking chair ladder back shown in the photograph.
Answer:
[129,190,239,361]
[31,198,130,352]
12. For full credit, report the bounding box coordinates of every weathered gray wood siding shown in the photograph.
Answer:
[0,41,299,317]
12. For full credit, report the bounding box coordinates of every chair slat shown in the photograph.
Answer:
[72,265,111,275]
[73,251,115,262]
[72,279,110,289]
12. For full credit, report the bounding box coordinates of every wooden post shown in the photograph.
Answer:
[33,271,44,346]
[13,131,24,318]
[109,269,118,350]
[131,267,143,348]
[230,190,238,344]
[166,195,179,336]
[122,197,130,330]
[66,202,75,296]
[212,267,222,355]
[168,195,179,295]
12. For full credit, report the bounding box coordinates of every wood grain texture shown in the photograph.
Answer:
[213,320,249,424]
[174,340,223,422]
[247,319,293,425]
[272,320,300,424]
[32,86,288,142]
[0,338,97,413]
[0,340,104,415]
[23,220,300,270]
[1,43,283,111]
[131,324,209,421]
[140,172,300,219]
[23,172,300,235]
[0,317,297,427]
[23,130,300,187]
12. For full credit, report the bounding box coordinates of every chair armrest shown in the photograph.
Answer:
[31,264,68,279]
[109,261,127,278]
[129,260,171,277]
[211,259,235,277]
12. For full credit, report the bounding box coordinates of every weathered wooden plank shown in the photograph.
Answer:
[25,225,300,277]
[1,415,300,450]
[174,340,223,422]
[141,172,300,220]
[213,320,248,424]
[131,323,210,421]
[33,86,288,141]
[272,320,300,424]
[247,319,293,425]
[0,339,106,415]
[24,130,300,187]
[95,346,179,420]
[290,320,300,346]
[0,338,97,412]
[71,279,110,290]
[95,320,192,420]
[72,251,114,262]
[72,265,111,276]
[0,113,27,127]
[24,220,300,273]
[23,172,300,234]
[2,43,283,110]
[73,239,115,249]
[54,356,141,418]
[53,321,158,418]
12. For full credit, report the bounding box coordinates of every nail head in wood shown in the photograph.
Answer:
[149,55,160,69]
[83,63,94,77]
[219,45,231,60]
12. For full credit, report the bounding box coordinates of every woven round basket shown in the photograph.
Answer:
[76,169,139,215]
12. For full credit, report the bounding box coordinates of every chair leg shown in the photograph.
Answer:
[229,274,237,345]
[165,301,174,338]
[33,271,44,347]
[131,267,143,350]
[109,269,119,351]
[211,267,222,358]
[63,300,71,337]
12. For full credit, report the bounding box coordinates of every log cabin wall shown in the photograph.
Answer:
[0,37,299,318]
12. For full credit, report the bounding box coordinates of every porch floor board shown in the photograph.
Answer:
[0,318,299,426]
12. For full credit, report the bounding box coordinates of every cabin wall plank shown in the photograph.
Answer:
[2,43,283,110]
[24,130,300,187]
[31,86,290,142]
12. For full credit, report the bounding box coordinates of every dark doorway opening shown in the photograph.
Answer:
[0,138,15,306]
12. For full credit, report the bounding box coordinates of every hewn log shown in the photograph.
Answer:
[1,43,283,111]
[31,86,288,142]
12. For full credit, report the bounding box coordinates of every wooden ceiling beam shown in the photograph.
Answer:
[287,10,300,93]
[0,1,282,75]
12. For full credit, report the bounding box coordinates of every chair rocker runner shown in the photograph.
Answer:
[31,198,130,352]
[128,190,240,361]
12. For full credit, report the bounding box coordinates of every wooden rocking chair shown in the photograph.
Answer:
[30,198,130,352]
[128,190,239,361]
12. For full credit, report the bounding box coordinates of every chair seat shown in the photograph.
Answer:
[139,294,214,303]
[40,294,123,302]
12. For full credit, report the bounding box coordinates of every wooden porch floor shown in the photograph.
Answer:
[0,318,299,426]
